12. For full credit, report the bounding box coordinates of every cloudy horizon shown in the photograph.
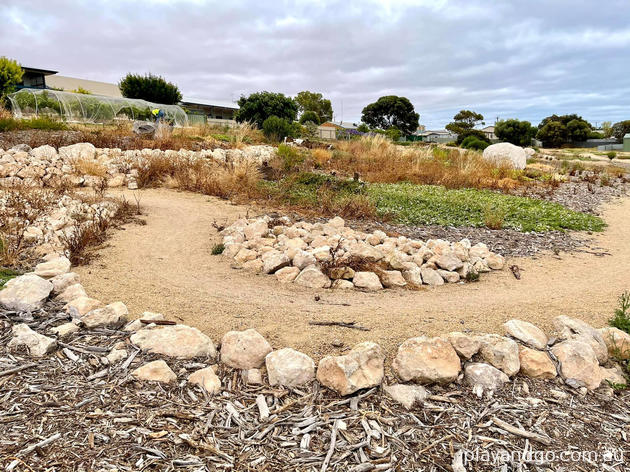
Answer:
[2,0,629,129]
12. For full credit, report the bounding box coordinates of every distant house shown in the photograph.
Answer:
[317,121,359,139]
[481,125,497,141]
[17,67,57,89]
[180,100,238,125]
[416,130,457,143]
[46,75,123,97]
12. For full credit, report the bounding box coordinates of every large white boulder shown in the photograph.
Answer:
[8,323,57,357]
[317,342,385,395]
[265,348,315,387]
[220,328,272,369]
[0,274,53,312]
[393,336,461,384]
[482,143,527,170]
[131,324,217,359]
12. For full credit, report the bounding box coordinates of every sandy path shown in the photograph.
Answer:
[76,188,630,359]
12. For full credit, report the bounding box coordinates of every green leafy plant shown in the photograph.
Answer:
[235,91,298,129]
[276,144,306,171]
[361,96,419,135]
[607,151,617,160]
[119,73,182,104]
[211,243,225,255]
[0,56,23,100]
[263,116,294,141]
[461,135,489,151]
[610,291,630,334]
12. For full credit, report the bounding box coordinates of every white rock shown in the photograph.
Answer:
[402,267,423,285]
[482,142,527,170]
[132,360,177,384]
[294,265,331,288]
[106,348,128,364]
[331,279,354,290]
[262,250,290,274]
[504,319,548,350]
[8,323,57,357]
[598,327,630,360]
[123,312,165,331]
[131,324,217,359]
[420,267,444,286]
[50,272,80,294]
[275,266,300,283]
[553,315,608,364]
[485,253,505,270]
[465,363,509,395]
[328,216,345,228]
[188,366,221,394]
[221,329,272,369]
[447,332,481,359]
[478,334,520,376]
[436,254,463,271]
[65,296,102,315]
[293,250,317,270]
[0,274,53,312]
[266,348,316,387]
[34,256,71,278]
[353,271,383,291]
[393,336,461,384]
[379,270,406,288]
[51,322,79,338]
[552,340,602,390]
[383,384,429,410]
[59,142,97,160]
[317,342,385,395]
[82,302,128,329]
[437,269,460,283]
[57,284,88,303]
[241,368,263,385]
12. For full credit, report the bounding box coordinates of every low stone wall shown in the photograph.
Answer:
[1,256,628,404]
[221,216,505,290]
[0,142,276,189]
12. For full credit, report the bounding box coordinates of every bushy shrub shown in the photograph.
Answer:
[262,116,293,141]
[299,110,320,125]
[0,57,23,99]
[236,92,298,128]
[119,73,182,104]
[608,151,617,160]
[461,135,489,151]
[276,144,306,171]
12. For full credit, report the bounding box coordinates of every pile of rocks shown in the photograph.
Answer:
[2,263,628,401]
[221,216,505,290]
[0,142,276,189]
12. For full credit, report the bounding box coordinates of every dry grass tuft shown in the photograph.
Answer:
[312,149,332,166]
[71,158,108,177]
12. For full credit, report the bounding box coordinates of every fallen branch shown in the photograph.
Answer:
[0,363,37,378]
[309,321,369,331]
[17,432,61,457]
[492,417,551,445]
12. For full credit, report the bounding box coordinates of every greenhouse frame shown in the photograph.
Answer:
[8,88,188,127]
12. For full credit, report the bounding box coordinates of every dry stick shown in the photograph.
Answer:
[140,319,176,325]
[321,419,341,472]
[17,432,61,457]
[492,417,551,446]
[0,363,37,378]
[309,321,370,331]
[417,434,454,455]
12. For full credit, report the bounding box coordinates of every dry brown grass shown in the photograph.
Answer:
[312,148,332,166]
[0,107,12,120]
[71,158,108,177]
[327,135,526,191]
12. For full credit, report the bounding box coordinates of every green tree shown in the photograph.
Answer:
[357,123,369,133]
[236,91,298,129]
[445,110,485,144]
[601,121,613,138]
[0,57,24,100]
[612,120,630,143]
[361,96,419,135]
[495,119,537,146]
[536,114,592,147]
[119,73,182,104]
[295,91,333,123]
[299,110,321,125]
[537,121,568,148]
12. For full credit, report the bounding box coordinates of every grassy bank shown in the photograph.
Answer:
[263,173,606,232]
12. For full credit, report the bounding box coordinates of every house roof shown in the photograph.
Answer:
[46,75,122,97]
[418,130,455,136]
[481,126,495,132]
[180,99,239,110]
[22,67,58,76]
[321,121,358,129]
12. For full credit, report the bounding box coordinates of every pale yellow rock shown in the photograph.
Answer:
[393,336,461,384]
[316,342,385,395]
[131,324,216,359]
[132,360,177,384]
[221,329,272,369]
[65,296,103,316]
[188,366,221,394]
[552,340,602,390]
[518,346,557,379]
[447,332,481,359]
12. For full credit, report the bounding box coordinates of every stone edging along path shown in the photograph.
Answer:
[1,253,629,404]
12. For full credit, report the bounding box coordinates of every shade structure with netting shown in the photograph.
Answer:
[8,88,188,127]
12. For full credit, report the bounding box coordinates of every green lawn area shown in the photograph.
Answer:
[263,173,605,233]
[367,183,605,232]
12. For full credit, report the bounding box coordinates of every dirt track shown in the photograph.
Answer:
[76,188,630,359]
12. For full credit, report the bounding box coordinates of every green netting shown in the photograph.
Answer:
[8,88,188,127]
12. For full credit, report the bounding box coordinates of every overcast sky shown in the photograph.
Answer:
[2,0,629,129]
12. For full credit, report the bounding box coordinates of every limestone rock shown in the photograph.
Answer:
[275,266,300,284]
[420,267,444,286]
[379,270,407,288]
[393,336,461,383]
[552,340,602,390]
[383,384,429,410]
[553,315,608,364]
[478,334,520,376]
[332,279,354,290]
[188,366,221,394]
[402,267,423,285]
[123,312,165,331]
[59,142,97,160]
[131,324,217,359]
[504,319,548,350]
[266,348,316,387]
[8,323,57,357]
[447,332,481,359]
[50,272,80,294]
[465,363,510,394]
[518,346,557,379]
[600,365,628,386]
[57,284,88,303]
[221,329,272,369]
[241,368,263,385]
[106,348,128,364]
[436,254,463,271]
[316,342,385,395]
[82,302,128,329]
[485,253,505,270]
[437,269,460,283]
[353,271,383,291]
[51,322,79,338]
[34,256,71,278]
[262,250,290,274]
[482,142,527,170]
[598,327,630,360]
[0,274,53,312]
[65,297,102,316]
[294,265,331,288]
[132,360,177,384]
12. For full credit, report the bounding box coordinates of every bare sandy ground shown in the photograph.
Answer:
[76,188,630,359]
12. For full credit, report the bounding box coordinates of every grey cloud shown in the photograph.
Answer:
[1,0,629,128]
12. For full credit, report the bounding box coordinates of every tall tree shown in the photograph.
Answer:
[235,91,298,129]
[445,110,486,144]
[0,56,24,100]
[601,121,613,138]
[536,114,592,147]
[495,119,537,146]
[119,73,182,104]
[612,120,630,143]
[361,96,419,135]
[295,91,333,123]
